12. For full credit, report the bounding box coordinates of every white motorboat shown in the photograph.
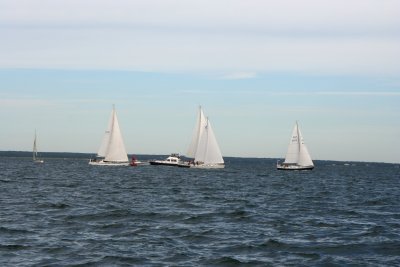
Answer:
[149,154,182,166]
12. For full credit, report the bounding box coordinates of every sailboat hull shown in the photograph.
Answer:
[177,162,225,169]
[276,164,314,171]
[192,164,225,169]
[89,160,129,166]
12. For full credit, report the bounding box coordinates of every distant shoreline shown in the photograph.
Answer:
[0,151,93,159]
[0,151,398,165]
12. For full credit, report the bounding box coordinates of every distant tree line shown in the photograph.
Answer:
[0,151,92,159]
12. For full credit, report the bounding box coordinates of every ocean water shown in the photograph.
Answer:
[0,156,399,266]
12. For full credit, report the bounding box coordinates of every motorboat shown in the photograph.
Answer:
[149,153,182,166]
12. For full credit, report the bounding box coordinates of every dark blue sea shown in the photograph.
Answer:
[1,156,399,266]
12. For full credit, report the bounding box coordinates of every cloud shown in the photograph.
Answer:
[219,72,257,80]
[0,0,399,76]
[0,98,55,108]
[316,91,400,96]
[1,0,399,35]
[270,91,400,97]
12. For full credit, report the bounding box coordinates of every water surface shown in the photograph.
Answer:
[1,157,399,266]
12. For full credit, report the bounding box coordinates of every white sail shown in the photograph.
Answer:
[283,122,300,164]
[96,106,128,163]
[186,106,207,158]
[283,122,313,167]
[194,118,224,164]
[185,107,224,168]
[97,112,113,157]
[297,126,314,167]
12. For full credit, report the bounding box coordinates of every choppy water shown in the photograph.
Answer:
[1,156,399,266]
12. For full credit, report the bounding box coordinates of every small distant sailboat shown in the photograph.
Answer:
[89,105,129,166]
[33,130,44,163]
[179,106,224,168]
[277,121,314,170]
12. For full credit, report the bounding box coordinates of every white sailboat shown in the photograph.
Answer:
[89,106,129,166]
[277,121,314,170]
[179,106,224,168]
[33,130,44,163]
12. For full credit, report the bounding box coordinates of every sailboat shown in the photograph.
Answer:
[178,106,224,168]
[33,130,44,163]
[89,105,129,166]
[277,121,314,170]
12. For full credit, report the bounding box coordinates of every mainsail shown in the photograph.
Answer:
[283,121,313,167]
[97,106,128,162]
[186,107,207,158]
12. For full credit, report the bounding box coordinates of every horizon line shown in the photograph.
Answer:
[0,150,398,165]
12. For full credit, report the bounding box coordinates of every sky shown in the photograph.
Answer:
[0,0,399,163]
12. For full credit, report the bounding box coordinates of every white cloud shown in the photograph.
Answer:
[1,0,399,35]
[0,0,399,75]
[270,91,400,97]
[316,91,400,96]
[219,72,257,80]
[0,98,55,108]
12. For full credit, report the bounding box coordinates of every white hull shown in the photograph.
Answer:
[178,162,225,169]
[89,160,129,166]
[192,164,225,169]
[149,154,182,166]
[34,159,44,164]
